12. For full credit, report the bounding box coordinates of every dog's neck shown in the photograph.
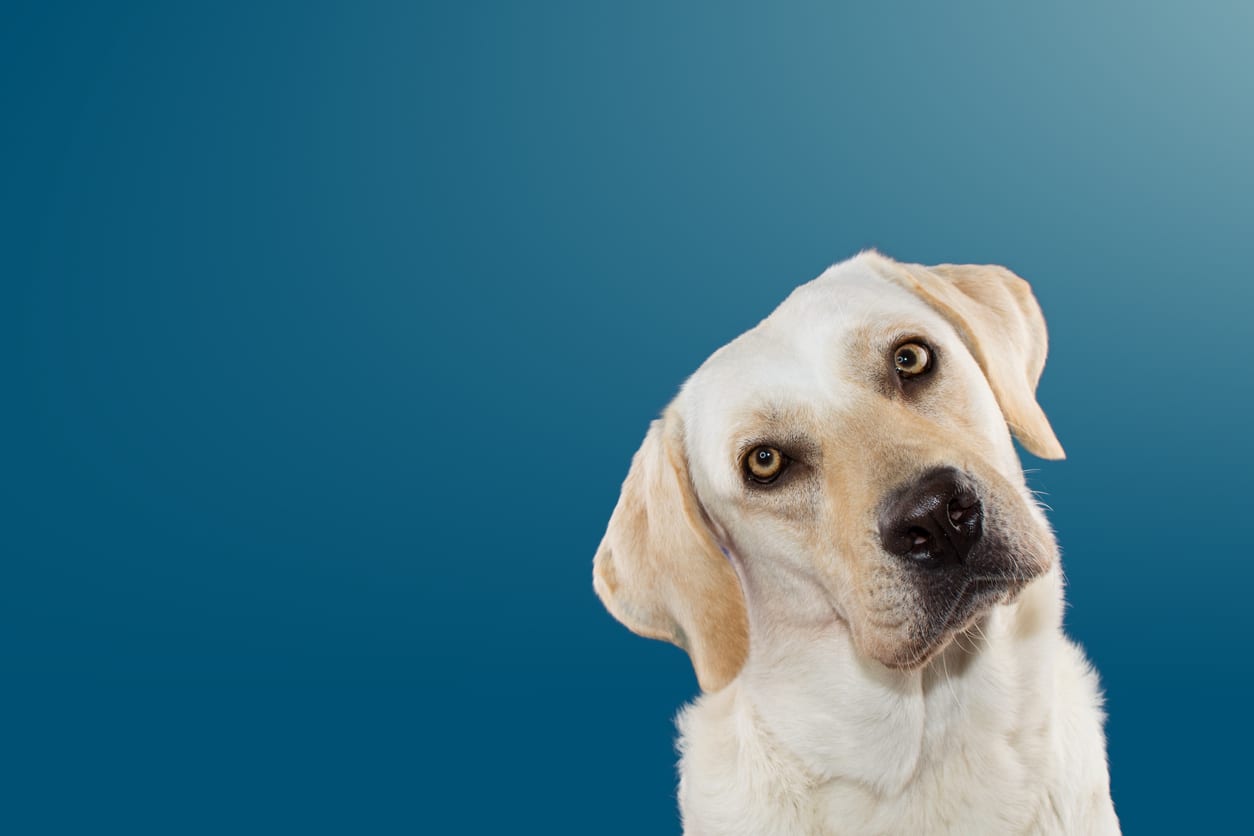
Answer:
[725,561,1064,796]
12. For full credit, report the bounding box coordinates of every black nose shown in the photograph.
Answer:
[879,467,983,568]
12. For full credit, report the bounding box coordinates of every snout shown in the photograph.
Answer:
[878,467,983,569]
[865,465,1052,669]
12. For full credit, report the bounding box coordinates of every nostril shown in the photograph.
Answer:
[946,493,980,527]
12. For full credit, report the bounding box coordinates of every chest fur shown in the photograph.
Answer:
[675,601,1113,835]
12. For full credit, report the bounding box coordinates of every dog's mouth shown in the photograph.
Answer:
[882,572,1035,671]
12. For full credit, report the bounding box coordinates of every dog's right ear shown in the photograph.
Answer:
[592,409,749,692]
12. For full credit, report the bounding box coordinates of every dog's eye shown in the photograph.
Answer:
[893,341,933,378]
[744,446,787,484]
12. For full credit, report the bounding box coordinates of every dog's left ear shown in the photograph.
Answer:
[889,260,1066,460]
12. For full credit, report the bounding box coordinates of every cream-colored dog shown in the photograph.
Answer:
[593,252,1118,835]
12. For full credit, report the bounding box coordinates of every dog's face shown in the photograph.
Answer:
[594,252,1065,691]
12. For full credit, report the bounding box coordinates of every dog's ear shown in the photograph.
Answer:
[593,409,749,692]
[891,260,1066,460]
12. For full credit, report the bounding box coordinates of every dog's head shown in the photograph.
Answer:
[593,252,1064,692]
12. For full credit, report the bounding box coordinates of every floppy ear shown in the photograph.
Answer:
[592,409,749,692]
[888,260,1066,460]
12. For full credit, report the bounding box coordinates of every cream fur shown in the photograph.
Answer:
[594,252,1118,834]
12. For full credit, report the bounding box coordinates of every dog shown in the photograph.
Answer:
[593,252,1118,834]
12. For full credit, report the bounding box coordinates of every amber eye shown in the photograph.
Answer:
[893,341,933,377]
[744,445,787,483]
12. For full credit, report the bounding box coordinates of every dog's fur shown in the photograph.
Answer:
[593,252,1118,834]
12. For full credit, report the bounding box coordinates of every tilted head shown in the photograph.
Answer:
[593,252,1064,692]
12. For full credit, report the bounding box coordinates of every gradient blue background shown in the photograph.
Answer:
[5,2,1252,833]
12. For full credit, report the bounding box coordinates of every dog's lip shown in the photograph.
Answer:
[882,575,1027,670]
[939,574,1028,621]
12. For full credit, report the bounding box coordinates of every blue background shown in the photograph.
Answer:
[5,2,1251,833]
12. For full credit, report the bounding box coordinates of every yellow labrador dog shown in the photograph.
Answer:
[593,252,1118,835]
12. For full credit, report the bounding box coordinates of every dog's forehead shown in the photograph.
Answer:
[684,258,935,408]
[678,256,942,471]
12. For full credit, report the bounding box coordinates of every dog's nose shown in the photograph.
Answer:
[879,467,983,568]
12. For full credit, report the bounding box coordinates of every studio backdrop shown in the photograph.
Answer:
[5,2,1252,833]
